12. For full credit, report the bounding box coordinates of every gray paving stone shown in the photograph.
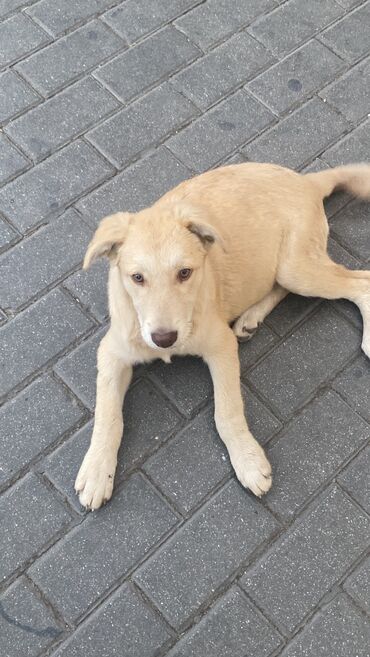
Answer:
[0,134,29,185]
[0,288,93,398]
[0,216,19,251]
[143,408,231,514]
[167,586,282,657]
[246,304,360,417]
[103,0,201,44]
[240,485,370,634]
[0,140,114,233]
[0,577,62,657]
[249,0,344,56]
[87,83,197,169]
[134,480,279,628]
[167,90,274,172]
[0,12,49,69]
[54,328,106,409]
[0,0,39,17]
[265,391,370,519]
[319,56,370,123]
[76,147,192,227]
[265,294,319,337]
[338,444,370,514]
[0,374,84,485]
[327,236,361,269]
[344,555,370,614]
[172,31,275,111]
[248,40,344,115]
[0,70,39,125]
[329,200,370,261]
[27,0,118,36]
[301,158,354,217]
[16,20,124,97]
[64,259,109,322]
[5,77,120,162]
[336,0,364,7]
[96,26,200,103]
[0,209,92,311]
[175,0,277,51]
[29,473,178,622]
[320,2,370,63]
[53,582,172,657]
[279,594,370,657]
[242,98,349,170]
[149,356,213,418]
[322,119,370,166]
[1,473,72,582]
[238,324,277,370]
[241,383,282,444]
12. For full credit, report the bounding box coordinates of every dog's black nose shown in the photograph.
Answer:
[151,330,178,348]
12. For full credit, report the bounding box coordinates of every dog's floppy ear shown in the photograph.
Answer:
[83,212,131,269]
[174,202,224,250]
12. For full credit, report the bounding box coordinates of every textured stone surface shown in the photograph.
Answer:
[2,2,370,654]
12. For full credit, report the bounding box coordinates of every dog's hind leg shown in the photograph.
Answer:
[277,252,370,357]
[233,284,288,339]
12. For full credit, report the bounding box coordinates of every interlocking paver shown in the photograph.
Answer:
[0,209,92,311]
[175,0,277,51]
[242,97,349,169]
[0,12,49,69]
[75,147,192,227]
[0,140,114,233]
[0,70,39,125]
[95,26,201,103]
[5,77,120,162]
[249,0,344,56]
[27,0,118,36]
[248,39,344,115]
[0,288,93,398]
[246,304,360,417]
[0,134,29,185]
[2,1,370,653]
[87,83,197,169]
[319,56,370,123]
[167,89,274,172]
[240,485,370,633]
[167,586,282,657]
[16,19,124,97]
[0,374,85,486]
[29,473,179,622]
[319,2,370,63]
[134,480,279,628]
[279,594,370,657]
[172,31,275,111]
[1,473,72,582]
[265,391,370,519]
[0,577,62,657]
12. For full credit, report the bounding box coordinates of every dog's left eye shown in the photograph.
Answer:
[178,268,192,282]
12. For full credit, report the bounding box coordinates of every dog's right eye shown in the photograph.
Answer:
[132,273,144,284]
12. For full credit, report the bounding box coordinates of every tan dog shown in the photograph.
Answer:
[75,162,370,510]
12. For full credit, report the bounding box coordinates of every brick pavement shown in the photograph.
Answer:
[0,1,369,655]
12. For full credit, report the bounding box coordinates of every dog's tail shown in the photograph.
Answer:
[304,163,370,201]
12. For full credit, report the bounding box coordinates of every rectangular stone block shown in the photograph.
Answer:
[0,140,114,232]
[96,26,200,103]
[0,288,93,398]
[0,374,85,485]
[320,2,370,62]
[319,56,370,123]
[321,120,370,166]
[0,209,92,311]
[29,473,178,622]
[64,259,109,322]
[16,20,124,97]
[0,70,39,125]
[0,12,49,68]
[87,84,197,168]
[0,134,29,185]
[167,89,274,172]
[338,443,370,514]
[5,77,120,162]
[343,555,370,615]
[134,479,279,628]
[27,0,118,36]
[240,486,370,633]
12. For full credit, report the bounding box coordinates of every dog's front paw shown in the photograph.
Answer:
[230,443,272,497]
[75,449,117,510]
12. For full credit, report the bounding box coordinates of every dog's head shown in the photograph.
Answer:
[84,202,222,350]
